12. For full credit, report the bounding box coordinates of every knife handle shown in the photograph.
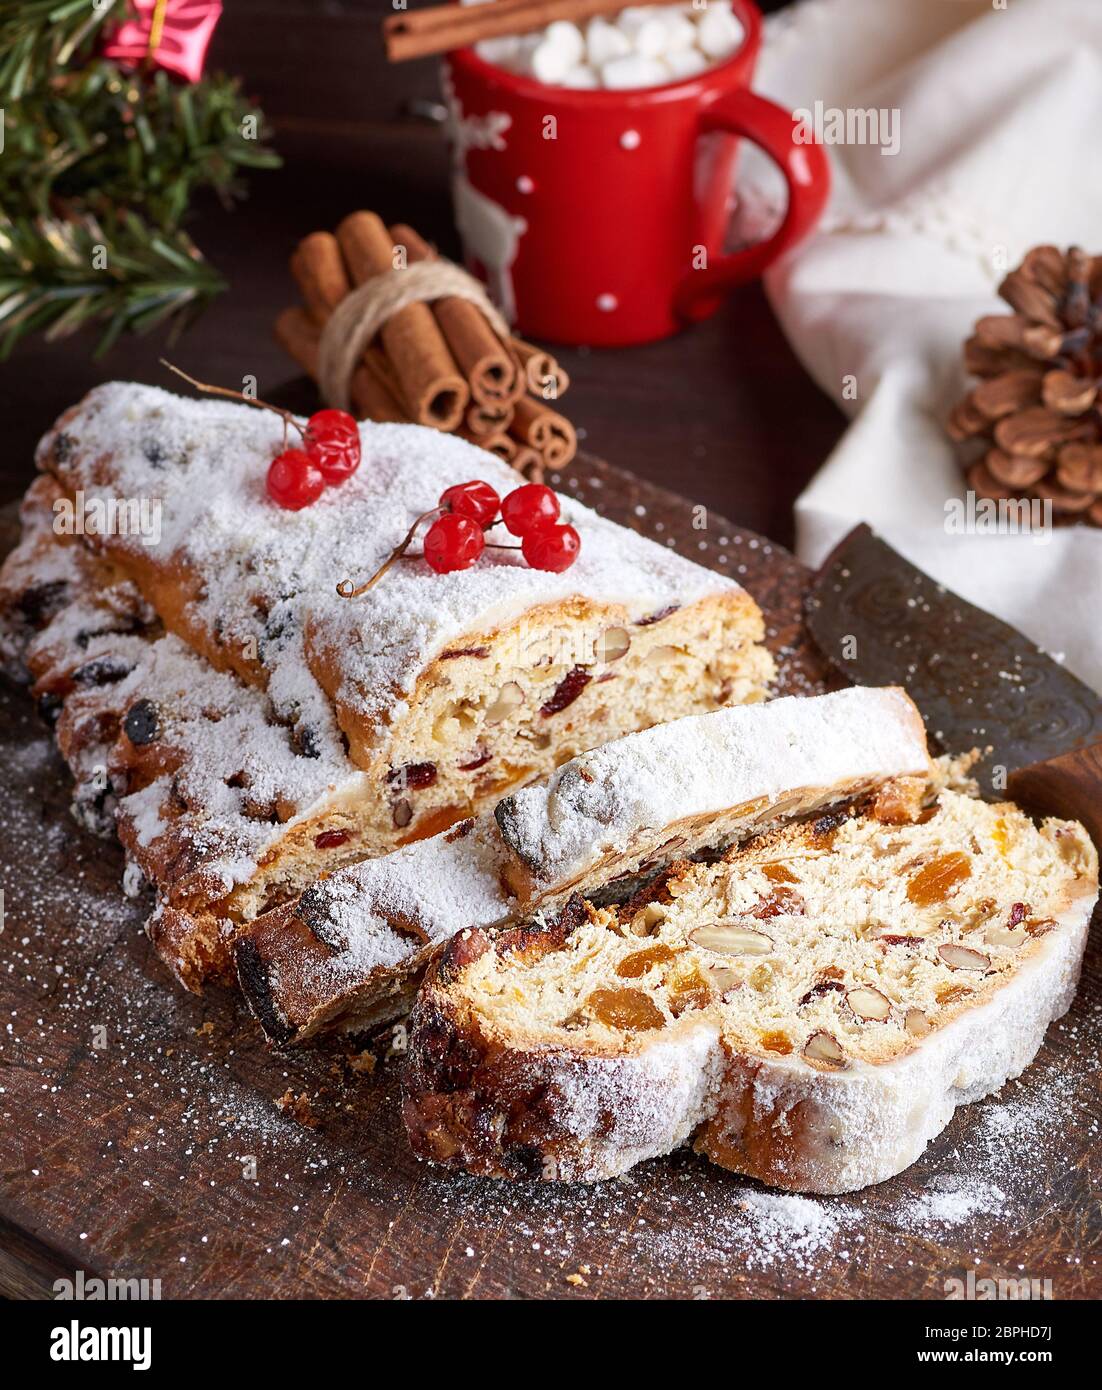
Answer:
[1006,741,1102,851]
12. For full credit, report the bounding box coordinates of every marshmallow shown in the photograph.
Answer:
[618,9,669,58]
[586,16,632,67]
[663,46,709,79]
[530,22,585,84]
[601,54,669,89]
[545,20,586,66]
[475,35,524,68]
[476,2,741,92]
[696,2,745,61]
[562,64,600,89]
[662,12,698,51]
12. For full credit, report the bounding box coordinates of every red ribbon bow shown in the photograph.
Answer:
[101,0,224,85]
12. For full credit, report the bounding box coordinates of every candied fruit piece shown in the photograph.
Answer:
[616,943,678,978]
[906,851,972,905]
[667,965,712,1016]
[762,862,800,885]
[760,1030,793,1054]
[586,988,665,1032]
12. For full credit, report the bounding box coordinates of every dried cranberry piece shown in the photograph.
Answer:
[123,699,159,746]
[1007,901,1028,928]
[539,665,591,717]
[440,646,490,661]
[459,750,492,772]
[636,605,679,627]
[18,578,68,628]
[37,692,63,726]
[73,655,133,688]
[798,979,846,1007]
[315,829,350,850]
[291,723,321,759]
[387,762,438,791]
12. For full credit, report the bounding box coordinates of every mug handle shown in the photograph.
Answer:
[674,88,831,323]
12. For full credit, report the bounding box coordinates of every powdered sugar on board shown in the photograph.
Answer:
[41,384,743,728]
[2,471,1098,1298]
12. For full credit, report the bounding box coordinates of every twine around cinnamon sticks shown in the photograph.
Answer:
[276,211,575,479]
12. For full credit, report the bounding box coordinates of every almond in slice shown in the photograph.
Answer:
[484,681,524,724]
[803,1030,846,1068]
[847,986,891,1022]
[938,943,990,971]
[904,1008,931,1038]
[984,925,1027,949]
[689,924,773,957]
[593,626,630,663]
[704,964,742,994]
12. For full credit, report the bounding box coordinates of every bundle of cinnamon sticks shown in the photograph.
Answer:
[276,211,575,479]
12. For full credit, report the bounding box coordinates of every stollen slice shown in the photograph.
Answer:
[402,789,1097,1193]
[36,382,774,858]
[235,686,931,1045]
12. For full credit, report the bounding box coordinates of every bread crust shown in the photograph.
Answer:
[236,689,931,1047]
[402,814,1099,1192]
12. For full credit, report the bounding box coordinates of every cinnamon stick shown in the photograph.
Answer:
[291,232,350,326]
[511,444,544,482]
[384,0,670,63]
[512,337,570,400]
[289,232,414,419]
[510,394,577,468]
[465,401,515,437]
[460,429,517,464]
[335,211,468,431]
[274,306,406,424]
[390,222,523,407]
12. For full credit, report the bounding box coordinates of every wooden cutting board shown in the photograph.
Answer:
[0,455,1098,1301]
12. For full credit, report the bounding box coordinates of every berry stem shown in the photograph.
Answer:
[160,359,307,444]
[336,507,441,598]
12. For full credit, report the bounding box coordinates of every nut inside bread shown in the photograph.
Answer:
[403,791,1098,1187]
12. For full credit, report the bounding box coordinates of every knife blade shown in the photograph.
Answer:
[804,525,1102,806]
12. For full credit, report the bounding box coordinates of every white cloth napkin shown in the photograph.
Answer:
[737,0,1102,692]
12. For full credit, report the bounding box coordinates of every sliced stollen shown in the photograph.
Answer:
[5,381,776,987]
[36,383,774,856]
[402,791,1098,1193]
[234,686,931,1045]
[0,483,373,988]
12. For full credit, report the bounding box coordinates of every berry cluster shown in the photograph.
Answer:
[267,409,361,510]
[429,480,580,574]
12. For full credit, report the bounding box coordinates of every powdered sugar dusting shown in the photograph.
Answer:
[43,384,741,729]
[500,686,928,886]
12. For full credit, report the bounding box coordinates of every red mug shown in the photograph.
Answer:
[443,0,830,347]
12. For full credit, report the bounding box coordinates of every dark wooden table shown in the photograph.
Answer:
[16,0,1091,1306]
[2,472,1098,1303]
[0,0,843,550]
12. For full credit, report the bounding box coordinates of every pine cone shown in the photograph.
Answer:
[948,245,1102,527]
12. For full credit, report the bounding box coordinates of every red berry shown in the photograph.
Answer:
[521,522,580,572]
[424,513,485,573]
[306,409,361,484]
[501,483,560,536]
[267,449,325,510]
[440,479,500,528]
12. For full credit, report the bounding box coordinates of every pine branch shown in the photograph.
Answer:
[0,0,126,99]
[0,19,281,355]
[0,60,281,230]
[0,208,225,357]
